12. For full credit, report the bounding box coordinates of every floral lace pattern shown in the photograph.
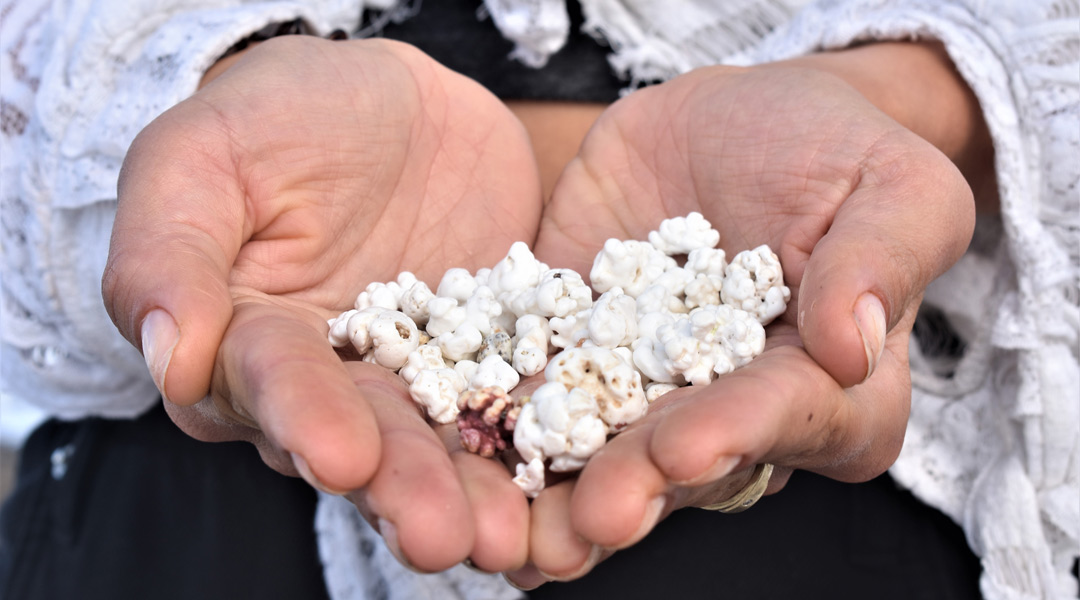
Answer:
[733,1,1079,597]
[2,1,1076,599]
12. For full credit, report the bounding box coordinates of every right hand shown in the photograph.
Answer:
[102,36,540,572]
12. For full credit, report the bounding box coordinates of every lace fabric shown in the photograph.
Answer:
[730,1,1079,597]
[2,1,1076,599]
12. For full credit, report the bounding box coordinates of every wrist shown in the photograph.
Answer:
[779,42,996,210]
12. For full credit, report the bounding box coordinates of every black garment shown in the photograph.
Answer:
[0,5,986,600]
[527,470,983,600]
[0,402,329,600]
[373,0,624,103]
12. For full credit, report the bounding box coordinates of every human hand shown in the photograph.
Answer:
[511,42,983,585]
[102,36,540,572]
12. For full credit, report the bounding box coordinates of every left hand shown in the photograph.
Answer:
[509,42,984,585]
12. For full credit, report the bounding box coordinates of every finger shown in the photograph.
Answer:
[441,426,530,573]
[338,363,475,573]
[648,334,911,486]
[214,300,382,494]
[503,563,548,591]
[567,420,673,550]
[798,133,975,386]
[439,377,542,572]
[529,480,604,582]
[103,102,245,406]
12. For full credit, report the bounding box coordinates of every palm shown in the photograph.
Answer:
[520,64,974,580]
[164,38,539,309]
[108,37,541,572]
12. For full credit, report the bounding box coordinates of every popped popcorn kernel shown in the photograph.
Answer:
[648,211,720,255]
[326,212,790,498]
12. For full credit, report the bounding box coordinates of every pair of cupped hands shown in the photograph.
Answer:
[102,36,979,587]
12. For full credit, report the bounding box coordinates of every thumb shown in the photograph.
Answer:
[102,107,244,406]
[798,144,975,388]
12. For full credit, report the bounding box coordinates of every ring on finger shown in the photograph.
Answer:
[699,463,774,513]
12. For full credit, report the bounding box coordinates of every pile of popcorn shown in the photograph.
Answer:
[327,213,789,496]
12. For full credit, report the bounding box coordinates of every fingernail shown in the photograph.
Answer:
[615,495,665,550]
[854,293,886,381]
[673,454,741,487]
[141,309,179,402]
[378,518,423,573]
[539,544,603,582]
[503,564,548,591]
[290,452,348,496]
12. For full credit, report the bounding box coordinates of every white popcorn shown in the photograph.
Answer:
[469,354,521,392]
[326,212,789,500]
[721,245,791,325]
[648,212,721,256]
[685,247,727,279]
[658,317,711,385]
[409,367,467,424]
[426,296,466,337]
[545,346,647,432]
[395,271,419,289]
[512,346,548,377]
[512,314,552,376]
[327,307,386,354]
[327,309,358,348]
[636,311,678,348]
[513,382,608,473]
[367,310,421,370]
[549,309,591,349]
[632,305,765,387]
[690,304,766,372]
[587,288,638,349]
[473,267,491,288]
[635,283,687,316]
[645,382,678,402]
[399,280,435,327]
[611,346,635,373]
[633,316,705,385]
[590,238,676,297]
[454,359,480,384]
[437,323,483,362]
[355,281,403,311]
[512,268,593,318]
[513,314,552,352]
[684,273,723,310]
[652,267,694,299]
[513,457,547,499]
[437,267,478,302]
[399,343,448,385]
[632,336,680,384]
[487,242,548,306]
[463,285,503,336]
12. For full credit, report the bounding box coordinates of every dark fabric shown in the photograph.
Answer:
[0,7,993,600]
[529,470,984,600]
[375,0,625,103]
[0,402,329,600]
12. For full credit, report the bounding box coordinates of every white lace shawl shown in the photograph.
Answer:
[2,1,1076,599]
[725,3,1080,598]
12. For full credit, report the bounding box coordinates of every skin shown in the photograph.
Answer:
[102,34,991,584]
[103,36,539,572]
[507,42,991,586]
